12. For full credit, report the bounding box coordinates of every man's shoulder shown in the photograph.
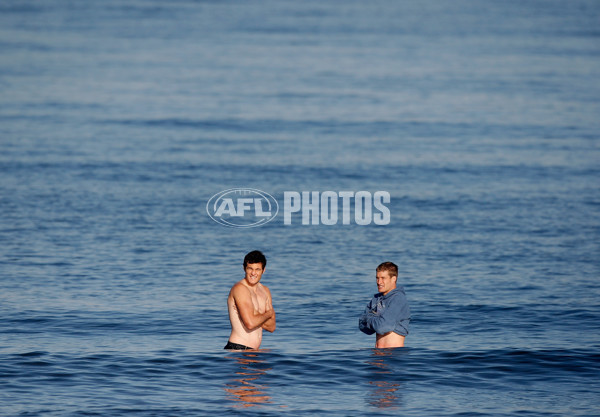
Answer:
[230,280,249,295]
[385,287,406,300]
[256,283,271,297]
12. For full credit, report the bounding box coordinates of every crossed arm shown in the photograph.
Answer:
[359,305,397,335]
[359,296,409,336]
[231,284,276,332]
[261,292,276,333]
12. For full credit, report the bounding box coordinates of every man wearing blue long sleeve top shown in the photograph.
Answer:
[359,262,410,348]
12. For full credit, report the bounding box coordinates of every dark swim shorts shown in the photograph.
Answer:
[224,341,253,350]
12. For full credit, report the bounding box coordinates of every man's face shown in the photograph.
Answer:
[376,270,397,295]
[244,262,265,286]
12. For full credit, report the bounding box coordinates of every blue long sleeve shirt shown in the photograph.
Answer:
[358,287,410,336]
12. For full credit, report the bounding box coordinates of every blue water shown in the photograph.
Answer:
[1,0,600,415]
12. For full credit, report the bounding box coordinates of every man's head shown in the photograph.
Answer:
[376,261,398,295]
[243,250,267,270]
[243,250,267,286]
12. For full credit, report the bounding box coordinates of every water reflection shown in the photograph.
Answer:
[224,351,272,408]
[366,349,403,409]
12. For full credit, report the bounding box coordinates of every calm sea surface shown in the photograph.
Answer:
[1,1,599,416]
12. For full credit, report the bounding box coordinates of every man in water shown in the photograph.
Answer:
[359,262,410,348]
[225,250,276,350]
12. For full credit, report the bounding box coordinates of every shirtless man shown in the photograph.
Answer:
[359,262,410,348]
[224,250,276,350]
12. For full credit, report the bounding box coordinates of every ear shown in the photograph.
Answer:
[392,275,398,284]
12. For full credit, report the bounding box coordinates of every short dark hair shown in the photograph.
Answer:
[243,250,267,269]
[376,261,398,277]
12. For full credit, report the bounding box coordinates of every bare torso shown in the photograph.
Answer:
[227,281,271,349]
[375,332,405,348]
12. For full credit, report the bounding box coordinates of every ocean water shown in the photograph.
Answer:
[1,0,600,416]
